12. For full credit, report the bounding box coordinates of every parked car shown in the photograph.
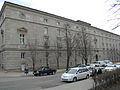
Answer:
[74,64,86,68]
[91,61,106,67]
[115,63,120,68]
[33,66,57,76]
[103,60,113,66]
[103,65,117,72]
[61,67,90,82]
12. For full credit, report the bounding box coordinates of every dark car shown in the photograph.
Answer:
[74,64,86,67]
[33,66,57,76]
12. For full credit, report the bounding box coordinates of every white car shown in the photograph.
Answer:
[91,61,106,67]
[115,63,120,68]
[61,67,90,82]
[104,60,113,66]
[104,65,117,72]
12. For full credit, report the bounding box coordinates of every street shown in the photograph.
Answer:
[0,72,94,90]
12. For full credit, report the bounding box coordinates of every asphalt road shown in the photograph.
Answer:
[0,72,94,90]
[0,72,67,90]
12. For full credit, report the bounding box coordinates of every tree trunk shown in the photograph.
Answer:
[75,50,77,65]
[85,58,88,65]
[66,55,70,71]
[32,59,35,71]
[57,55,59,69]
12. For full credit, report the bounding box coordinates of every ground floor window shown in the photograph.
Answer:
[21,52,25,58]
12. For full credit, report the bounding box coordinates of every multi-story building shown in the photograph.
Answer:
[0,1,120,70]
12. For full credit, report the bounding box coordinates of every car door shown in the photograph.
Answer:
[77,69,84,79]
[45,67,52,74]
[81,69,87,78]
[44,67,49,74]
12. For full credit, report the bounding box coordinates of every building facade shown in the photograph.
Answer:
[0,1,120,70]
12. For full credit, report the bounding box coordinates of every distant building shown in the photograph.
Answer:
[0,1,120,70]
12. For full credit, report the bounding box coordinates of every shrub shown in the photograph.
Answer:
[90,68,120,90]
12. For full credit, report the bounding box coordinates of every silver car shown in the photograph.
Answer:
[61,67,90,82]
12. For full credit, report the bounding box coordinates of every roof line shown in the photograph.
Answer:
[0,1,90,26]
[0,1,120,36]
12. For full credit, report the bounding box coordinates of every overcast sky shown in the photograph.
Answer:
[0,0,119,35]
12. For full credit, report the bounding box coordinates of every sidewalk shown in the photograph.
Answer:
[0,71,31,77]
[0,69,65,78]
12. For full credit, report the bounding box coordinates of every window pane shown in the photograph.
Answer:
[44,27,48,35]
[20,34,25,44]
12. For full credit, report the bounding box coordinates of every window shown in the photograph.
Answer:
[1,14,4,21]
[102,42,104,47]
[1,30,4,43]
[19,12,26,19]
[43,36,49,49]
[44,27,48,35]
[82,27,86,31]
[57,28,61,36]
[113,44,114,48]
[21,52,25,58]
[43,18,48,23]
[56,37,62,48]
[76,26,79,29]
[110,43,111,48]
[0,17,1,22]
[20,34,25,44]
[106,43,108,47]
[94,37,97,44]
[56,21,60,25]
[74,26,79,29]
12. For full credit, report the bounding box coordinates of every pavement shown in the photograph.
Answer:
[0,69,66,78]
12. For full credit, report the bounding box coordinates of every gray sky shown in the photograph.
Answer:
[0,0,119,35]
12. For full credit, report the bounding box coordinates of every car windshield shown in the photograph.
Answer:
[66,69,78,74]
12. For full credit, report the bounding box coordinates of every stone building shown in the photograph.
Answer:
[0,1,120,70]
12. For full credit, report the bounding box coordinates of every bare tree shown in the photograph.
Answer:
[64,24,72,70]
[106,47,120,62]
[43,35,50,66]
[63,24,78,70]
[76,27,93,65]
[27,39,38,71]
[107,0,120,30]
[54,37,62,69]
[63,24,93,70]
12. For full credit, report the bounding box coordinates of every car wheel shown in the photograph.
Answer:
[34,74,37,76]
[73,77,77,82]
[86,75,89,79]
[39,73,42,76]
